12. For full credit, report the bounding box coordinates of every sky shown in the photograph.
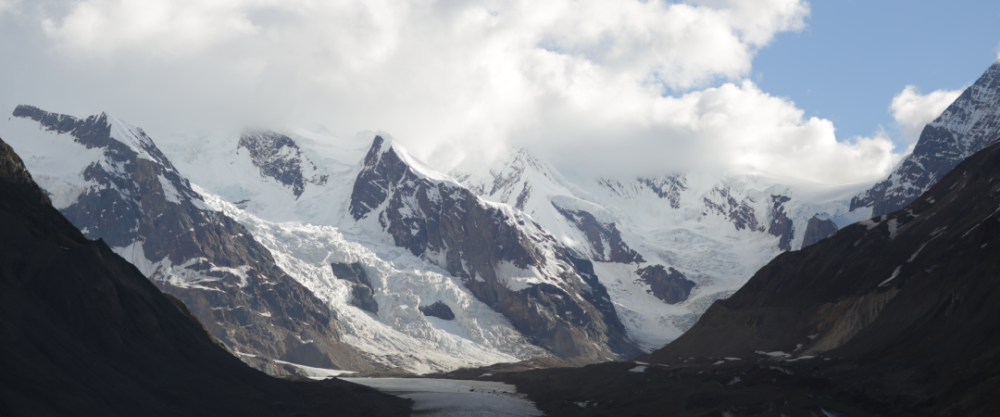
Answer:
[1,0,999,186]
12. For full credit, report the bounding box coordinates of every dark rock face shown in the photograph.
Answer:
[350,137,642,360]
[514,181,532,211]
[703,186,763,233]
[703,188,793,250]
[638,175,687,209]
[419,301,456,320]
[801,215,838,248]
[634,138,1000,415]
[0,137,410,417]
[554,206,644,263]
[636,265,696,304]
[331,262,373,287]
[10,105,376,375]
[853,62,1000,217]
[597,174,687,210]
[767,195,794,251]
[331,262,379,314]
[238,129,328,198]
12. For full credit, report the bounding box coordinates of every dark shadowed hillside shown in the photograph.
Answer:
[0,136,410,416]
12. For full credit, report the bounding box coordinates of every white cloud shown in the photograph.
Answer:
[14,0,903,185]
[0,0,21,16]
[889,85,962,144]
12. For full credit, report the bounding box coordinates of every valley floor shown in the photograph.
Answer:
[342,377,543,417]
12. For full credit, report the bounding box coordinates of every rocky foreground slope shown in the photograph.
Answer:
[472,137,1000,416]
[0,137,410,416]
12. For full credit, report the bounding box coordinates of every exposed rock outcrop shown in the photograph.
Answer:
[767,195,794,251]
[703,186,764,233]
[419,301,456,320]
[638,175,687,209]
[636,265,697,305]
[331,262,379,314]
[553,205,644,263]
[801,215,838,248]
[238,129,328,198]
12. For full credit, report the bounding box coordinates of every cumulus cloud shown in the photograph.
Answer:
[890,85,963,144]
[6,0,904,185]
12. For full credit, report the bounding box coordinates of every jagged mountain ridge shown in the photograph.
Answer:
[1,105,377,375]
[349,136,641,360]
[452,145,856,350]
[0,136,410,417]
[63,122,560,373]
[157,121,863,357]
[851,60,1000,218]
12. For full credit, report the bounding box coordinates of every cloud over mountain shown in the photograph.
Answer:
[3,0,907,184]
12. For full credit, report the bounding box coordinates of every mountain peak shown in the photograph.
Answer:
[850,61,1000,217]
[238,129,328,198]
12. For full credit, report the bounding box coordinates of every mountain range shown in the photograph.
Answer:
[3,59,999,378]
[476,121,1000,417]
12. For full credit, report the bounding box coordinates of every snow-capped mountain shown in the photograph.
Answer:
[851,61,1000,218]
[155,118,870,356]
[165,129,642,363]
[196,184,552,373]
[3,100,886,370]
[451,147,862,350]
[0,105,377,375]
[348,136,640,359]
